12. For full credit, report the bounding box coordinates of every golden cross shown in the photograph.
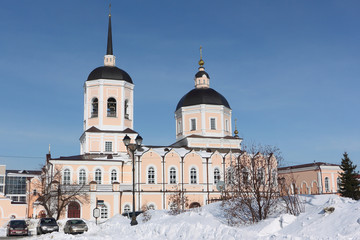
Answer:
[109,3,111,16]
[200,46,203,60]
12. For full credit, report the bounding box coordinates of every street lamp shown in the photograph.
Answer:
[123,134,143,226]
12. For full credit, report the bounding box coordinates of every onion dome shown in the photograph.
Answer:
[176,88,231,111]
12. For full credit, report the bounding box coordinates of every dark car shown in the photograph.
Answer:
[37,217,59,235]
[63,219,88,234]
[121,211,144,218]
[6,220,28,237]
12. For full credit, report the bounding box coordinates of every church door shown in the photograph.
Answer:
[68,202,80,218]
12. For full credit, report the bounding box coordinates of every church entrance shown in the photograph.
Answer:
[67,202,80,218]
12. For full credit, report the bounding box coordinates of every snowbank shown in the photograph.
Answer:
[1,194,359,239]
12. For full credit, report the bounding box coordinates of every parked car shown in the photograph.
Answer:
[6,220,28,237]
[63,219,88,234]
[121,211,144,218]
[37,217,59,235]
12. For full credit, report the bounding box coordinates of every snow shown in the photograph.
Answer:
[2,194,360,239]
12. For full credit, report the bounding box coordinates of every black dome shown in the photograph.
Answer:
[195,70,210,79]
[176,88,231,111]
[87,66,133,83]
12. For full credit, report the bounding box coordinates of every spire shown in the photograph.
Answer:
[198,46,204,67]
[104,4,116,67]
[234,118,239,138]
[107,4,113,55]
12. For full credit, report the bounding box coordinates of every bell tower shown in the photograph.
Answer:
[80,9,137,155]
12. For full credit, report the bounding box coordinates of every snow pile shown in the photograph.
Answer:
[1,194,360,239]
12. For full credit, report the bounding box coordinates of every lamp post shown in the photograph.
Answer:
[123,134,143,226]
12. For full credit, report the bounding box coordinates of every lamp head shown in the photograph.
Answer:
[135,135,143,146]
[123,135,131,146]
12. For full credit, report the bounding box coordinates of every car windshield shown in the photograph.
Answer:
[41,218,56,224]
[68,220,85,225]
[10,220,26,227]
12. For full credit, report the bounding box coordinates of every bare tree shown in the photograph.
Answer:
[222,143,281,225]
[168,185,189,215]
[34,164,89,220]
[278,174,305,216]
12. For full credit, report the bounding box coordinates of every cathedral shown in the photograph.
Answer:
[29,11,246,222]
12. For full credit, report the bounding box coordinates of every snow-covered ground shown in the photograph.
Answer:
[2,194,360,239]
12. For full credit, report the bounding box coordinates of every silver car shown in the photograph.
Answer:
[63,219,88,234]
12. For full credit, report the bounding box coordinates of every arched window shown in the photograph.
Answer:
[257,168,265,185]
[148,204,155,210]
[95,169,102,184]
[148,167,155,184]
[107,98,116,117]
[170,167,176,184]
[111,169,117,183]
[272,169,277,186]
[337,177,341,192]
[325,177,329,192]
[242,168,249,184]
[214,168,220,184]
[79,169,86,185]
[124,100,129,119]
[124,204,131,213]
[190,168,197,184]
[91,98,98,118]
[226,167,235,185]
[100,205,108,219]
[63,169,71,185]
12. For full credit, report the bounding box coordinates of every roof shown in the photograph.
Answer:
[176,88,231,111]
[278,162,340,171]
[195,70,210,78]
[85,126,137,134]
[87,66,133,83]
[6,170,41,175]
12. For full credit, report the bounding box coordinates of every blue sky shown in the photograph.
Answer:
[0,0,359,170]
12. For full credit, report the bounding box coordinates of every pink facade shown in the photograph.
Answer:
[278,162,342,195]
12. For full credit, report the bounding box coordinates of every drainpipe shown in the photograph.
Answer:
[206,158,209,204]
[162,155,166,210]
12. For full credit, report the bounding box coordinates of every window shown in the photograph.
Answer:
[100,205,108,219]
[225,120,229,132]
[63,169,71,185]
[124,100,129,119]
[124,204,131,213]
[210,118,216,130]
[337,177,341,192]
[0,176,4,184]
[19,196,26,202]
[170,167,176,184]
[95,169,102,184]
[148,167,155,184]
[191,119,196,131]
[325,177,329,192]
[91,98,98,118]
[272,169,277,186]
[214,168,220,184]
[107,98,116,117]
[242,168,249,184]
[79,169,86,185]
[190,168,197,184]
[177,120,182,134]
[111,169,117,183]
[105,142,112,152]
[0,186,4,193]
[226,167,235,185]
[148,204,155,210]
[257,168,265,185]
[5,176,26,194]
